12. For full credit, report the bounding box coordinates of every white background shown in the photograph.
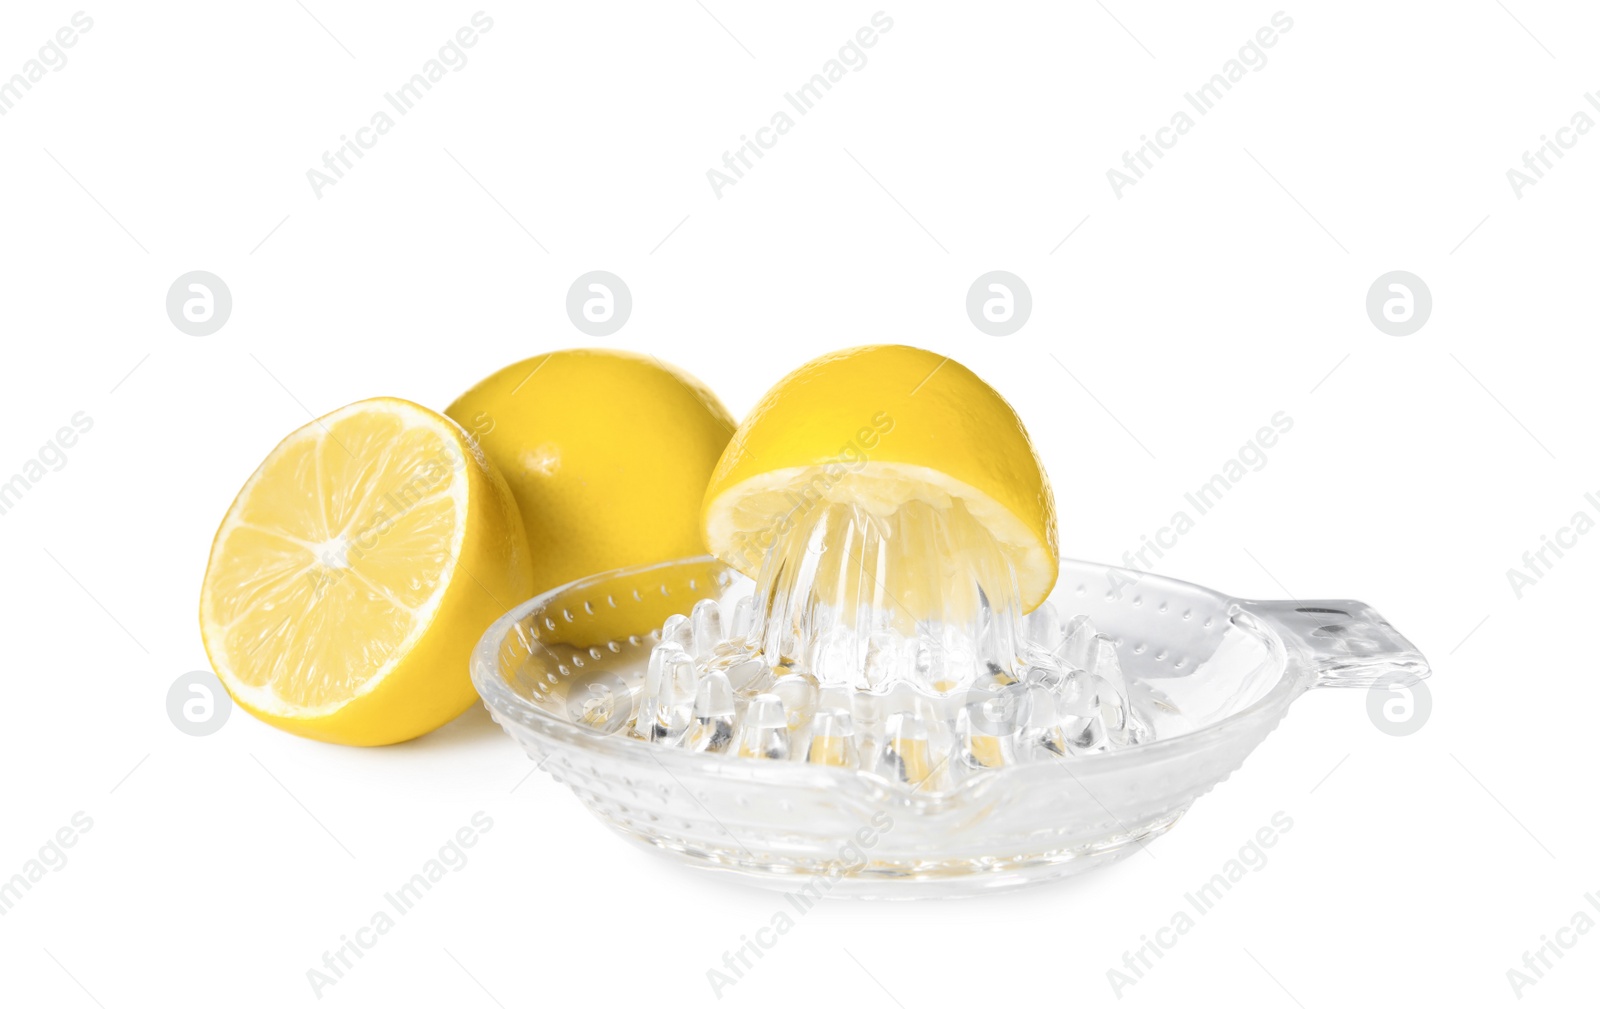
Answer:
[1,1,1596,1006]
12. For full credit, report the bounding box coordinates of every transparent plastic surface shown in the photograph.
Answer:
[473,551,1429,896]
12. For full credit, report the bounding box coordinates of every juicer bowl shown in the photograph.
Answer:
[471,556,1429,897]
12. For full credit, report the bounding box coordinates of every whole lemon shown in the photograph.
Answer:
[447,349,735,598]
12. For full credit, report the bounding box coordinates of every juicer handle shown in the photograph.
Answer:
[1238,599,1431,689]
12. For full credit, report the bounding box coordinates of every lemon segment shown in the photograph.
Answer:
[200,398,532,746]
[701,345,1059,612]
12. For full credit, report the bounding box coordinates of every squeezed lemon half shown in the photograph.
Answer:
[199,398,531,745]
[701,345,1059,612]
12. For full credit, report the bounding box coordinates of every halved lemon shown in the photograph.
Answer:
[199,398,532,746]
[701,345,1059,612]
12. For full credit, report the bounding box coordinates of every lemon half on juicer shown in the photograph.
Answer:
[702,343,1059,614]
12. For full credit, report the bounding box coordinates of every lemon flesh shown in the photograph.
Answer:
[199,398,531,746]
[446,349,735,599]
[702,345,1059,613]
